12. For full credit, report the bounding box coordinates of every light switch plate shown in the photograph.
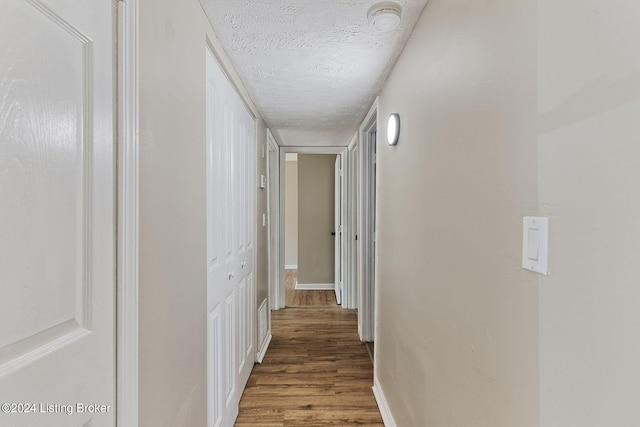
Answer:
[262,213,267,227]
[522,216,549,275]
[259,174,266,189]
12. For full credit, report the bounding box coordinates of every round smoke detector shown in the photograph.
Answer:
[367,2,402,32]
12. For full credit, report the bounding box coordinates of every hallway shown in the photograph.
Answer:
[234,277,382,426]
[3,0,637,424]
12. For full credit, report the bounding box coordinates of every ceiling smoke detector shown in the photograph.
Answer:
[367,2,402,32]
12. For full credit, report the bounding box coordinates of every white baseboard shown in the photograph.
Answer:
[285,264,298,270]
[256,334,272,364]
[373,377,397,427]
[295,282,334,290]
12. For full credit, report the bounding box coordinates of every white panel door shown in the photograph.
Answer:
[235,107,255,393]
[334,155,342,304]
[206,48,235,427]
[348,144,359,309]
[0,0,115,426]
[206,48,255,427]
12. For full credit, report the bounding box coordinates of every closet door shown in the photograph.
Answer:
[206,48,256,427]
[234,105,255,396]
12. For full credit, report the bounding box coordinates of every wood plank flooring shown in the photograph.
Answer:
[285,269,337,307]
[235,272,382,426]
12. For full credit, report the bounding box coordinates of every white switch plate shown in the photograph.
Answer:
[522,216,549,275]
[259,174,266,189]
[262,213,267,227]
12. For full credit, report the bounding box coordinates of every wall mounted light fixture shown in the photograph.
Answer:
[387,113,400,146]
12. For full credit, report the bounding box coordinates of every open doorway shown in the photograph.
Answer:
[283,153,339,306]
[278,147,348,308]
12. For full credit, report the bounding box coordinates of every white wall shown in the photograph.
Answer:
[138,0,268,424]
[537,0,640,425]
[297,154,336,285]
[284,158,298,268]
[374,0,640,425]
[139,1,207,423]
[375,0,539,425]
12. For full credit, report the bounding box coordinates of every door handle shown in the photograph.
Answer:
[241,261,246,269]
[228,271,234,280]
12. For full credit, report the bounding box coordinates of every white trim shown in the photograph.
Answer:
[340,148,348,308]
[279,146,348,308]
[334,154,343,305]
[358,98,379,342]
[373,378,397,427]
[342,133,358,309]
[267,130,281,309]
[117,0,139,425]
[295,283,335,290]
[255,298,272,364]
[348,134,358,151]
[256,334,272,364]
[284,264,298,270]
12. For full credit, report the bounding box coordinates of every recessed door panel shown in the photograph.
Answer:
[237,278,247,376]
[0,0,115,425]
[207,305,222,427]
[223,291,235,408]
[223,103,234,263]
[206,81,222,275]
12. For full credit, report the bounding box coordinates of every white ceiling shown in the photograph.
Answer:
[199,0,428,146]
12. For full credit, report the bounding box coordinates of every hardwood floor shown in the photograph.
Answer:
[285,269,337,307]
[235,276,383,426]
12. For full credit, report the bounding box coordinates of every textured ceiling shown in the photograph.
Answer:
[199,0,428,146]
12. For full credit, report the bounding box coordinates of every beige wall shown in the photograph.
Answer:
[284,159,298,267]
[297,154,336,284]
[537,0,640,425]
[138,0,268,424]
[375,0,539,425]
[375,0,640,425]
[255,123,269,311]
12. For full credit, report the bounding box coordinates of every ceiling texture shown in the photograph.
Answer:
[199,0,428,146]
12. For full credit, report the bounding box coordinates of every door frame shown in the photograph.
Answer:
[267,131,281,309]
[358,99,379,342]
[277,146,348,308]
[117,0,139,425]
[334,155,343,304]
[342,133,358,309]
[262,129,278,344]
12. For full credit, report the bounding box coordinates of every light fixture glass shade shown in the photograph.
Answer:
[387,113,400,145]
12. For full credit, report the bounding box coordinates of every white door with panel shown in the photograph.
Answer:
[206,48,256,427]
[0,0,115,426]
[334,155,343,304]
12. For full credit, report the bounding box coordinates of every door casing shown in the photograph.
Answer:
[117,0,140,425]
[358,98,379,342]
[342,134,359,309]
[276,146,348,309]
